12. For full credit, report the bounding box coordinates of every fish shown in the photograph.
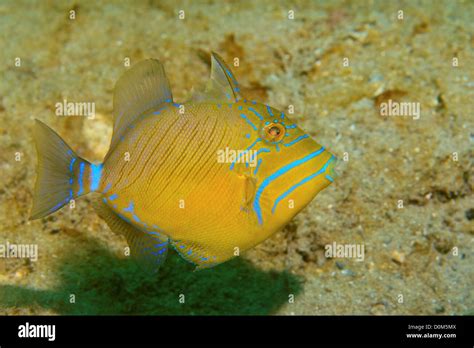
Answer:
[31,52,338,271]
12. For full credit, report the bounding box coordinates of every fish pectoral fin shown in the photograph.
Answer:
[108,59,173,156]
[92,198,169,272]
[193,52,243,103]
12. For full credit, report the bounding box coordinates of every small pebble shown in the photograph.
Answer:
[391,250,405,265]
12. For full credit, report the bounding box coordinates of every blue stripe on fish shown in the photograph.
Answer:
[230,138,262,170]
[254,158,263,175]
[271,156,334,214]
[266,105,274,117]
[250,148,271,162]
[69,157,76,172]
[283,134,309,147]
[90,163,103,191]
[248,107,263,121]
[124,201,134,212]
[253,147,326,224]
[77,162,85,195]
[240,113,258,131]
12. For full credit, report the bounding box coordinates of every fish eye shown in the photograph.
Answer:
[262,123,285,143]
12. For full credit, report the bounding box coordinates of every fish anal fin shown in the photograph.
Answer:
[109,59,173,155]
[92,198,169,272]
[171,239,227,271]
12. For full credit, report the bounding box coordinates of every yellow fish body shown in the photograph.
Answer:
[31,53,337,270]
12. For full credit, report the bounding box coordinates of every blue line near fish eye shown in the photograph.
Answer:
[240,113,258,131]
[280,112,285,119]
[276,144,280,152]
[250,148,271,163]
[286,124,297,129]
[77,162,85,195]
[254,158,263,175]
[108,193,118,201]
[248,107,263,121]
[271,156,334,214]
[325,174,334,182]
[266,105,274,116]
[230,138,261,170]
[90,163,103,191]
[248,138,262,149]
[253,147,326,224]
[283,134,309,147]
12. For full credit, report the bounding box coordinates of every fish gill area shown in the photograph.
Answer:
[0,0,472,315]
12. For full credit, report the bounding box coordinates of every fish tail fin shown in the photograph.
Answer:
[30,119,103,220]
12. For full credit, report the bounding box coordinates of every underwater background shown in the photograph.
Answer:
[0,0,472,315]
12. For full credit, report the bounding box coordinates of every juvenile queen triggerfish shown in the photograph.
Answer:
[31,53,338,271]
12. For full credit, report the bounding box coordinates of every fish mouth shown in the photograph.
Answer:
[252,147,335,225]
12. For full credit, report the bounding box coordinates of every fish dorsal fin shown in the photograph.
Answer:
[108,59,172,154]
[194,52,242,103]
